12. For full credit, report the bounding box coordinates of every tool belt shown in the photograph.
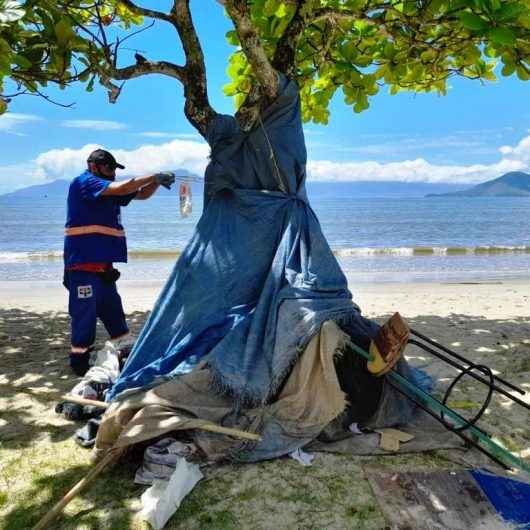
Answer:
[99,267,121,284]
[63,267,121,290]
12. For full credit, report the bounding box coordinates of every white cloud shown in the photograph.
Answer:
[306,133,530,183]
[137,131,200,139]
[3,132,530,194]
[33,139,210,181]
[498,136,530,165]
[61,119,127,131]
[308,156,525,184]
[0,113,43,135]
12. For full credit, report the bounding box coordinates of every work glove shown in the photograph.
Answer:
[154,171,176,190]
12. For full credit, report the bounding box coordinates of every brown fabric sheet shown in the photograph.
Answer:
[94,321,348,461]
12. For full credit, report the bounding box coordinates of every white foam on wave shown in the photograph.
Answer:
[0,251,63,263]
[333,245,530,257]
[334,247,415,257]
[2,245,530,264]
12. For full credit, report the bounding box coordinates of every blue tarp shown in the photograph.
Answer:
[108,75,371,404]
[471,470,530,529]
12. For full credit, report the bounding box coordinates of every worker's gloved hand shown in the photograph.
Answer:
[154,171,176,190]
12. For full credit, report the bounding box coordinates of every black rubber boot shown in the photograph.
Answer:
[69,350,91,376]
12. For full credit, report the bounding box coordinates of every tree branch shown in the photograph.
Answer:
[272,1,307,76]
[117,0,173,22]
[99,60,185,103]
[224,0,278,99]
[112,60,186,82]
[169,0,215,136]
[73,0,215,135]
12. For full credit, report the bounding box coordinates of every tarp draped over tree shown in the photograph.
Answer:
[108,75,378,404]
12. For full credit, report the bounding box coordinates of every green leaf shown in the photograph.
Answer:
[516,65,530,80]
[275,2,288,17]
[495,3,526,22]
[54,19,74,45]
[13,54,32,68]
[0,98,6,114]
[383,42,395,59]
[223,82,238,96]
[459,12,489,30]
[484,44,497,57]
[489,27,516,45]
[225,30,239,46]
[263,0,280,17]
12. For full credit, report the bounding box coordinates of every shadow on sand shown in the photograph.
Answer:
[1,308,529,528]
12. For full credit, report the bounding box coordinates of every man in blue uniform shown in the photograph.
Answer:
[64,148,175,376]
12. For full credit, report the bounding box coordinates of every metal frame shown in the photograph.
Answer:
[348,331,530,473]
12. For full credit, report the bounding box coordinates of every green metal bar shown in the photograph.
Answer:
[349,343,530,473]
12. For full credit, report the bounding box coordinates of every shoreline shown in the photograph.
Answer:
[2,277,530,318]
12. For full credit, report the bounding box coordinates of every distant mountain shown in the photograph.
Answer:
[4,176,514,201]
[306,181,465,198]
[0,168,201,200]
[0,179,70,199]
[426,171,530,197]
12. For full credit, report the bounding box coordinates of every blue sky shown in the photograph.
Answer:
[1,0,530,194]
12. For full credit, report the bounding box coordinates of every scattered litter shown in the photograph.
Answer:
[139,458,203,530]
[375,428,415,452]
[135,437,197,485]
[289,448,315,466]
[349,422,363,435]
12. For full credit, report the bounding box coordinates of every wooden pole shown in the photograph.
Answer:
[33,395,261,529]
[60,394,108,409]
[60,394,262,441]
[32,448,124,530]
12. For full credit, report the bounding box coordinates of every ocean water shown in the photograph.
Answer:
[1,187,530,283]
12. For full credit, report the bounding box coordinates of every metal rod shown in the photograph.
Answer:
[410,328,526,395]
[348,342,530,473]
[385,379,509,470]
[407,339,530,412]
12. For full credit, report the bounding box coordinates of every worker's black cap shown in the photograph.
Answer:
[87,149,125,170]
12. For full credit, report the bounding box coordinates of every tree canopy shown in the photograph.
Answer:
[1,0,529,133]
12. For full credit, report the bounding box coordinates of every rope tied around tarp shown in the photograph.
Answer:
[258,112,288,195]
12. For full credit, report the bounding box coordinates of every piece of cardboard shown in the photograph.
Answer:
[375,428,415,451]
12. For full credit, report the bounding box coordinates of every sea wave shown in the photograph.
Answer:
[334,245,530,256]
[0,249,182,263]
[2,245,530,263]
[0,251,64,262]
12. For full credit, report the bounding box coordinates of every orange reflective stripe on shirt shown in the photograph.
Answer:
[65,225,125,237]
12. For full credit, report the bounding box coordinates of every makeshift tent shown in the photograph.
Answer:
[108,74,393,405]
[96,322,436,463]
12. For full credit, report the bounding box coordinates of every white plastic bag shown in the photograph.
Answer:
[139,457,203,529]
[179,183,192,218]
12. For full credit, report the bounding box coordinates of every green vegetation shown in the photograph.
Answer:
[1,0,529,128]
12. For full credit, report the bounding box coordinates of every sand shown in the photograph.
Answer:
[1,278,529,528]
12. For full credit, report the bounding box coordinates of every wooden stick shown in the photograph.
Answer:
[61,394,108,409]
[60,394,262,441]
[32,447,124,530]
[198,424,261,441]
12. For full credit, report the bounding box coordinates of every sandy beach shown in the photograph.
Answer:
[1,278,530,528]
